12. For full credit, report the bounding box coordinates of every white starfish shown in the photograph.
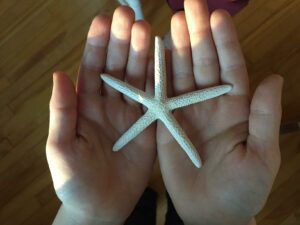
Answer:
[100,36,232,168]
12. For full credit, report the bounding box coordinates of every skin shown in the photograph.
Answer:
[46,1,283,225]
[47,6,156,225]
[157,1,282,225]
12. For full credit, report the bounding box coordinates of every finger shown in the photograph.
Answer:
[48,72,77,145]
[184,0,220,87]
[77,15,111,95]
[104,6,135,97]
[210,10,249,96]
[171,12,196,95]
[248,75,283,153]
[124,20,151,105]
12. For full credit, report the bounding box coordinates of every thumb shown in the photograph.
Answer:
[48,72,77,145]
[248,75,283,152]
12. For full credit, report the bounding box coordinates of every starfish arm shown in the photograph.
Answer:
[154,36,167,101]
[113,111,157,151]
[167,85,232,110]
[101,74,152,105]
[160,112,202,168]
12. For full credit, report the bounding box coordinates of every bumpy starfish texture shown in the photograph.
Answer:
[100,36,232,168]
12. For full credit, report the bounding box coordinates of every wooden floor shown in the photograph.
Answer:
[0,0,299,224]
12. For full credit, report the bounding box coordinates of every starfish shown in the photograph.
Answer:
[100,36,232,168]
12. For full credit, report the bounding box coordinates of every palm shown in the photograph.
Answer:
[48,95,154,221]
[46,7,155,223]
[162,95,272,223]
[157,2,282,224]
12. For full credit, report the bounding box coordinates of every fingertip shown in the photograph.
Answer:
[52,72,59,100]
[53,71,65,80]
[53,71,60,78]
[171,11,186,28]
[212,9,231,19]
[257,75,284,97]
[50,72,76,108]
[133,20,151,33]
[131,20,151,51]
[52,72,68,92]
[110,6,135,42]
[184,0,210,32]
[210,9,233,30]
[171,12,191,47]
[114,5,135,23]
[88,15,112,43]
[275,74,284,82]
[171,12,189,40]
[184,0,208,12]
[260,74,284,109]
[52,71,71,84]
[264,74,284,87]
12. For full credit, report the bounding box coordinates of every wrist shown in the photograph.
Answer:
[184,217,256,225]
[53,204,124,225]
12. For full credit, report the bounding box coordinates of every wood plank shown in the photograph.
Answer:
[0,172,52,225]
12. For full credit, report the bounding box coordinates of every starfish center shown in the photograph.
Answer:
[148,99,169,116]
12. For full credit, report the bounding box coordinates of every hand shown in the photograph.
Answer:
[157,1,283,225]
[46,6,155,225]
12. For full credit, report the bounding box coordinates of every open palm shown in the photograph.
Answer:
[46,7,155,224]
[157,1,283,225]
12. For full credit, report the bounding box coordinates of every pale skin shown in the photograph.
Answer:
[46,1,283,225]
[47,7,155,225]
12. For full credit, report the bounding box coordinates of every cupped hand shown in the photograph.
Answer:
[46,6,155,224]
[157,1,283,225]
